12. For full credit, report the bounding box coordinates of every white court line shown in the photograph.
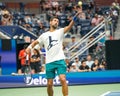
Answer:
[99,91,111,96]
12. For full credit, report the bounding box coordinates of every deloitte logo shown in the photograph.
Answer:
[27,76,69,85]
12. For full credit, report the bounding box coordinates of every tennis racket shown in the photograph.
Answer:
[24,54,32,84]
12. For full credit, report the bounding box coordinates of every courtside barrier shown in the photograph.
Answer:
[0,70,120,88]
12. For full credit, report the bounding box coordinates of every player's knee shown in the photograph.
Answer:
[47,81,53,87]
[60,77,66,84]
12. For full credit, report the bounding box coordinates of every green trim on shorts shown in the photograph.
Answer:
[45,59,67,79]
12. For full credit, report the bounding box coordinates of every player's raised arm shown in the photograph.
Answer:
[64,10,82,33]
[26,40,39,54]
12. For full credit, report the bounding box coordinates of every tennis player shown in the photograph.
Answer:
[26,10,82,96]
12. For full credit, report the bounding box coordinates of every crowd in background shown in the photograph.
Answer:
[18,44,106,75]
[0,1,119,37]
[0,0,120,75]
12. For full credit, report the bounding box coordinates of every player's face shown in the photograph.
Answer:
[50,18,59,29]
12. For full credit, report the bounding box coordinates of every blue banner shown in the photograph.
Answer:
[0,70,120,88]
[0,39,17,75]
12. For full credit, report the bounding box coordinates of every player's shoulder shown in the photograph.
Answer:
[57,28,64,31]
[38,31,49,37]
[56,28,64,34]
[43,30,51,35]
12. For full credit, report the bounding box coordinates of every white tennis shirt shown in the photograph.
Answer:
[37,28,65,63]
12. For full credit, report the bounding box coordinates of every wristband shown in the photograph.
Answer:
[73,16,77,22]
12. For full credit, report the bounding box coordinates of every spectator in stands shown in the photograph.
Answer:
[86,54,94,68]
[36,21,45,36]
[100,60,107,70]
[65,58,71,72]
[70,57,81,72]
[109,8,118,31]
[1,8,13,25]
[95,7,103,15]
[77,6,86,20]
[0,2,6,9]
[73,6,83,35]
[112,0,120,13]
[95,36,105,54]
[24,15,32,31]
[91,14,104,27]
[47,7,54,21]
[111,7,119,19]
[19,2,25,13]
[64,1,73,12]
[46,0,52,10]
[88,36,98,56]
[67,35,80,52]
[17,18,26,27]
[91,58,100,71]
[98,63,106,71]
[86,9,94,19]
[71,5,77,15]
[88,1,94,10]
[78,59,91,72]
[39,0,45,12]
[18,44,29,74]
[55,6,64,16]
[31,14,38,24]
[52,0,59,11]
[70,63,78,72]
[24,15,32,25]
[30,48,41,74]
[71,57,81,70]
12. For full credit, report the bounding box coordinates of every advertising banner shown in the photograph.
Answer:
[0,70,120,88]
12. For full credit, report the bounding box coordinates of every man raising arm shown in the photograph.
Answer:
[26,10,82,96]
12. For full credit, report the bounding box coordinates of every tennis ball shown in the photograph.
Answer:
[78,1,82,6]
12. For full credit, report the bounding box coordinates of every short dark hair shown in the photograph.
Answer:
[33,48,40,57]
[50,16,59,21]
[81,60,86,64]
